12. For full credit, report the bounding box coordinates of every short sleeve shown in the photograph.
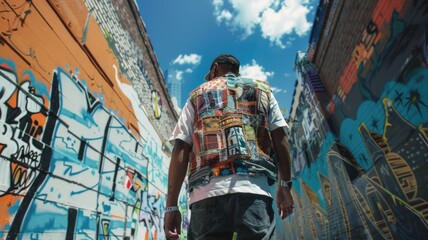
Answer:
[169,99,194,145]
[268,93,289,131]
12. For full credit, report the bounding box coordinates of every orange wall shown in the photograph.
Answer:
[0,1,184,239]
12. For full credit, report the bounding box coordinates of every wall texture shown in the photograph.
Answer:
[286,0,428,239]
[0,0,187,239]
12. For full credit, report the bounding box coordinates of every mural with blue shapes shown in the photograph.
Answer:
[285,0,428,239]
[0,0,186,239]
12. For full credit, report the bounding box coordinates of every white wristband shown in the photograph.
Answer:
[165,206,179,213]
[280,179,293,188]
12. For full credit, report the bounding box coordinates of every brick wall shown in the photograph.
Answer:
[285,0,428,239]
[0,0,186,239]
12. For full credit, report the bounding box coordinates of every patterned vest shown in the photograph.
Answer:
[188,75,278,190]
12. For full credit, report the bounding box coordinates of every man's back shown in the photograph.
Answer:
[187,75,278,192]
[164,54,294,240]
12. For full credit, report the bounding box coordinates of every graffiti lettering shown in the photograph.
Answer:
[0,0,184,238]
[12,144,41,169]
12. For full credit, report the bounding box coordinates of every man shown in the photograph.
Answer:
[164,54,294,240]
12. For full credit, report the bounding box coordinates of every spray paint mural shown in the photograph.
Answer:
[0,0,187,239]
[286,0,428,239]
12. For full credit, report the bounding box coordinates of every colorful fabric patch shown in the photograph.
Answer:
[221,115,242,129]
[203,117,221,132]
[203,133,219,151]
[199,109,215,118]
[219,131,226,149]
[257,126,271,155]
[188,76,275,186]
[247,141,259,160]
[195,119,203,129]
[242,114,260,125]
[254,79,271,92]
[219,148,228,162]
[226,77,238,89]
[189,155,201,173]
[237,101,256,114]
[192,132,202,154]
[244,124,256,141]
[202,77,226,90]
[200,153,219,169]
[204,90,221,108]
[257,90,270,115]
[196,90,225,114]
[224,94,236,113]
[225,126,248,156]
[237,84,257,102]
[189,87,202,99]
[235,161,250,174]
[214,109,224,117]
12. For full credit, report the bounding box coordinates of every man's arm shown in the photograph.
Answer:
[166,139,191,206]
[271,127,292,182]
[271,127,294,219]
[164,139,192,239]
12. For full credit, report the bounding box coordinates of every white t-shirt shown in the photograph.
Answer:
[170,84,288,205]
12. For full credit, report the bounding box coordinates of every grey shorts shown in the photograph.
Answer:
[188,193,276,240]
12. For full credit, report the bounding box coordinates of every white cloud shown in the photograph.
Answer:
[260,0,312,48]
[284,72,292,77]
[213,0,223,8]
[240,60,274,81]
[169,54,201,83]
[175,70,183,81]
[271,86,281,93]
[217,10,233,23]
[173,54,202,65]
[213,0,313,47]
[229,0,274,38]
[214,0,274,38]
[271,86,287,94]
[214,0,232,23]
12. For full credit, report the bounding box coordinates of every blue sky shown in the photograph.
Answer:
[137,0,318,118]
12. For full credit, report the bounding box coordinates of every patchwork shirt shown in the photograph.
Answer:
[170,74,288,191]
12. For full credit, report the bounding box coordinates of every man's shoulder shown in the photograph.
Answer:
[188,79,207,98]
[189,77,228,97]
[254,78,270,89]
[188,76,271,99]
[235,77,271,92]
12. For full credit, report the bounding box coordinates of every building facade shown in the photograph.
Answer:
[0,0,187,239]
[286,0,428,239]
[165,68,183,114]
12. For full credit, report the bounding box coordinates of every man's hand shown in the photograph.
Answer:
[276,186,294,219]
[271,126,294,219]
[164,139,191,239]
[164,211,182,239]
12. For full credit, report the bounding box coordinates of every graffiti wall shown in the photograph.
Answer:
[286,0,428,239]
[0,0,187,239]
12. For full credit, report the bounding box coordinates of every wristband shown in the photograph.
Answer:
[280,179,293,188]
[165,206,179,213]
